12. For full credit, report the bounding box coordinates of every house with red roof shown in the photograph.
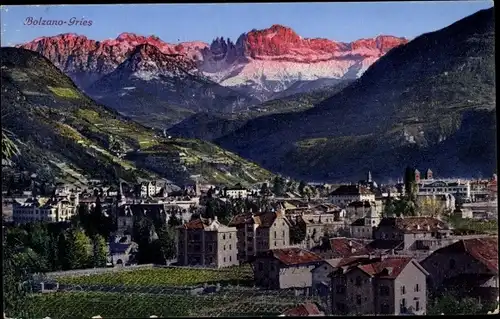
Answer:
[251,247,324,290]
[177,217,238,268]
[421,237,498,302]
[329,255,429,315]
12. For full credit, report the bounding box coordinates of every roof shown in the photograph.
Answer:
[328,238,373,258]
[109,242,135,254]
[330,185,373,196]
[427,237,498,274]
[334,256,421,279]
[378,217,450,233]
[179,218,234,232]
[283,302,324,316]
[350,218,365,226]
[228,211,282,228]
[347,201,375,208]
[259,248,323,266]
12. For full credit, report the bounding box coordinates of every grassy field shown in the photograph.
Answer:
[57,265,254,287]
[23,292,241,318]
[21,289,314,319]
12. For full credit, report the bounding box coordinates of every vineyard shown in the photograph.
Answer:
[55,265,254,287]
[22,288,323,318]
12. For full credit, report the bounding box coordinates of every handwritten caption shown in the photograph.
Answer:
[24,17,93,26]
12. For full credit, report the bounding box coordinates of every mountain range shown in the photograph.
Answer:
[0,47,274,187]
[19,26,406,128]
[216,8,496,182]
[11,8,496,183]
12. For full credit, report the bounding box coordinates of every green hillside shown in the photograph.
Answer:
[1,47,273,187]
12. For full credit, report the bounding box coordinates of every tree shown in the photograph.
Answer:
[298,181,307,196]
[91,234,108,268]
[272,177,286,196]
[65,228,92,269]
[260,183,270,196]
[404,166,418,202]
[418,196,446,217]
[427,293,487,315]
[289,216,307,245]
[393,198,417,217]
[154,225,177,264]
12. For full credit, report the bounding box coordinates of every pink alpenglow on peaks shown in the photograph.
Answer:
[18,25,407,96]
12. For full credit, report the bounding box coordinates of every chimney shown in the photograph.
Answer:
[348,241,353,247]
[416,224,421,230]
[214,216,218,221]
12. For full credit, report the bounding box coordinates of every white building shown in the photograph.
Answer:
[12,196,78,224]
[140,181,164,198]
[349,201,383,239]
[329,185,375,207]
[224,187,248,199]
[418,180,471,199]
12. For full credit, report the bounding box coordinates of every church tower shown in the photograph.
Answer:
[367,171,372,183]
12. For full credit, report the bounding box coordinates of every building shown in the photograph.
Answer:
[329,185,375,207]
[251,248,323,290]
[311,237,373,259]
[280,302,325,316]
[421,237,498,302]
[229,210,291,262]
[418,180,471,200]
[140,181,164,198]
[107,237,138,267]
[373,217,452,251]
[224,187,248,199]
[177,217,238,268]
[346,200,382,222]
[299,213,346,248]
[312,258,343,298]
[12,195,78,224]
[329,256,429,315]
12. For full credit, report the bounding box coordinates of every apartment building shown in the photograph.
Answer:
[12,195,78,224]
[329,256,428,315]
[229,210,290,262]
[329,185,375,207]
[177,217,238,268]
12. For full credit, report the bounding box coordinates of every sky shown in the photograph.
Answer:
[0,1,494,46]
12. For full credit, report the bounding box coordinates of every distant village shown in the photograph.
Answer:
[2,168,498,316]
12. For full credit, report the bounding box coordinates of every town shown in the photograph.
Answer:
[2,167,498,317]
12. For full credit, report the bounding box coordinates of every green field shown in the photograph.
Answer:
[57,265,254,287]
[22,290,313,319]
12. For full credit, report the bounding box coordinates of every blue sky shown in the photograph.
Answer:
[0,2,494,46]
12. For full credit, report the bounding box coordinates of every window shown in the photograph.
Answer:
[449,259,456,269]
[415,301,420,311]
[229,233,232,239]
[229,244,232,250]
[229,256,232,262]
[415,284,419,292]
[356,295,362,305]
[336,285,346,294]
[274,241,277,246]
[380,303,390,314]
[355,276,362,286]
[223,245,226,251]
[282,230,285,237]
[274,231,277,238]
[208,245,213,253]
[223,234,226,240]
[401,286,406,295]
[380,286,390,296]
[224,257,226,262]
[400,298,407,313]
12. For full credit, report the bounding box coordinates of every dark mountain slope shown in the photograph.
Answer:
[216,8,496,181]
[1,47,273,186]
[86,44,259,129]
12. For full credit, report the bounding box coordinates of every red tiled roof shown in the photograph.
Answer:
[379,217,450,233]
[228,211,281,228]
[432,237,498,274]
[283,302,323,316]
[329,238,373,258]
[264,248,323,266]
[178,218,208,230]
[336,256,415,279]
